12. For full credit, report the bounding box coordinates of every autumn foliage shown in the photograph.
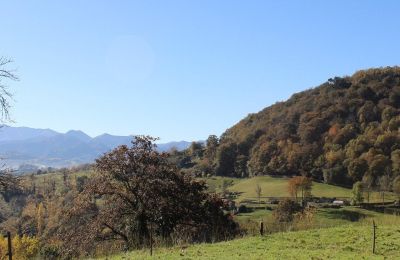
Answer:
[175,67,400,188]
[288,176,313,201]
[0,235,39,260]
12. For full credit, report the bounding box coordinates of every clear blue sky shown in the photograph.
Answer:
[1,1,400,142]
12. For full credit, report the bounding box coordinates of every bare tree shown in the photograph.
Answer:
[0,169,20,201]
[0,57,17,121]
[255,184,262,205]
[378,173,391,206]
[0,57,18,195]
[362,174,374,203]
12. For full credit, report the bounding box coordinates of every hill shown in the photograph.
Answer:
[0,126,193,171]
[227,176,351,200]
[207,67,400,187]
[99,223,400,259]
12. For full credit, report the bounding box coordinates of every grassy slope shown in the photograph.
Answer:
[207,176,395,203]
[227,176,352,202]
[100,224,400,259]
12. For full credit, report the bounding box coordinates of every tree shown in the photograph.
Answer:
[75,175,88,193]
[0,57,17,120]
[215,143,237,176]
[288,177,299,201]
[36,203,45,235]
[59,136,238,256]
[234,154,248,177]
[273,199,302,223]
[0,170,20,201]
[361,174,374,203]
[391,149,400,176]
[351,181,364,205]
[287,176,312,202]
[368,154,391,180]
[188,141,203,157]
[347,158,368,182]
[378,173,392,206]
[393,176,400,203]
[255,184,262,205]
[0,57,18,196]
[205,135,219,162]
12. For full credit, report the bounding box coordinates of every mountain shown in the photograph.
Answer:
[65,130,92,142]
[0,125,58,141]
[157,141,196,152]
[210,67,400,186]
[0,126,193,171]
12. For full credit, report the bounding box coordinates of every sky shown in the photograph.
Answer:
[1,1,400,142]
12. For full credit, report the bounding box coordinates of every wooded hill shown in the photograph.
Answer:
[179,67,400,187]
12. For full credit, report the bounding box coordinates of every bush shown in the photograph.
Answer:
[40,244,61,260]
[273,199,302,222]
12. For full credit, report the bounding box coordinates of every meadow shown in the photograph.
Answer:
[204,176,395,203]
[97,221,400,259]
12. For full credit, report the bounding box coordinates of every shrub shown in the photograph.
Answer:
[273,199,302,222]
[40,244,61,260]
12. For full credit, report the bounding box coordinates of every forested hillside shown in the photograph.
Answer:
[179,67,400,186]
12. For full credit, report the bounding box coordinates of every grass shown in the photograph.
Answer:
[202,176,241,193]
[22,169,92,185]
[208,176,395,204]
[228,176,352,202]
[97,223,400,259]
[235,207,371,227]
[233,206,395,237]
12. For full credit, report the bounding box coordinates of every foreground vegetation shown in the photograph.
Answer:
[1,167,398,258]
[98,222,400,259]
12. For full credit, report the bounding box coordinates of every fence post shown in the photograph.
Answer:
[149,223,153,256]
[259,221,264,236]
[372,220,376,254]
[6,231,12,260]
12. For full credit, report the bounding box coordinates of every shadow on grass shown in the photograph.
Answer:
[321,209,368,222]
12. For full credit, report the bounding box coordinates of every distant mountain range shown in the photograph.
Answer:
[0,126,193,172]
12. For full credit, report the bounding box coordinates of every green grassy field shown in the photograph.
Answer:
[205,176,396,203]
[230,176,349,200]
[97,222,400,259]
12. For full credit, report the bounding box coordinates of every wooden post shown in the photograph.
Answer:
[259,221,264,236]
[6,231,12,260]
[372,220,376,254]
[149,223,153,256]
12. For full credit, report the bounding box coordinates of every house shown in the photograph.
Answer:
[332,200,344,206]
